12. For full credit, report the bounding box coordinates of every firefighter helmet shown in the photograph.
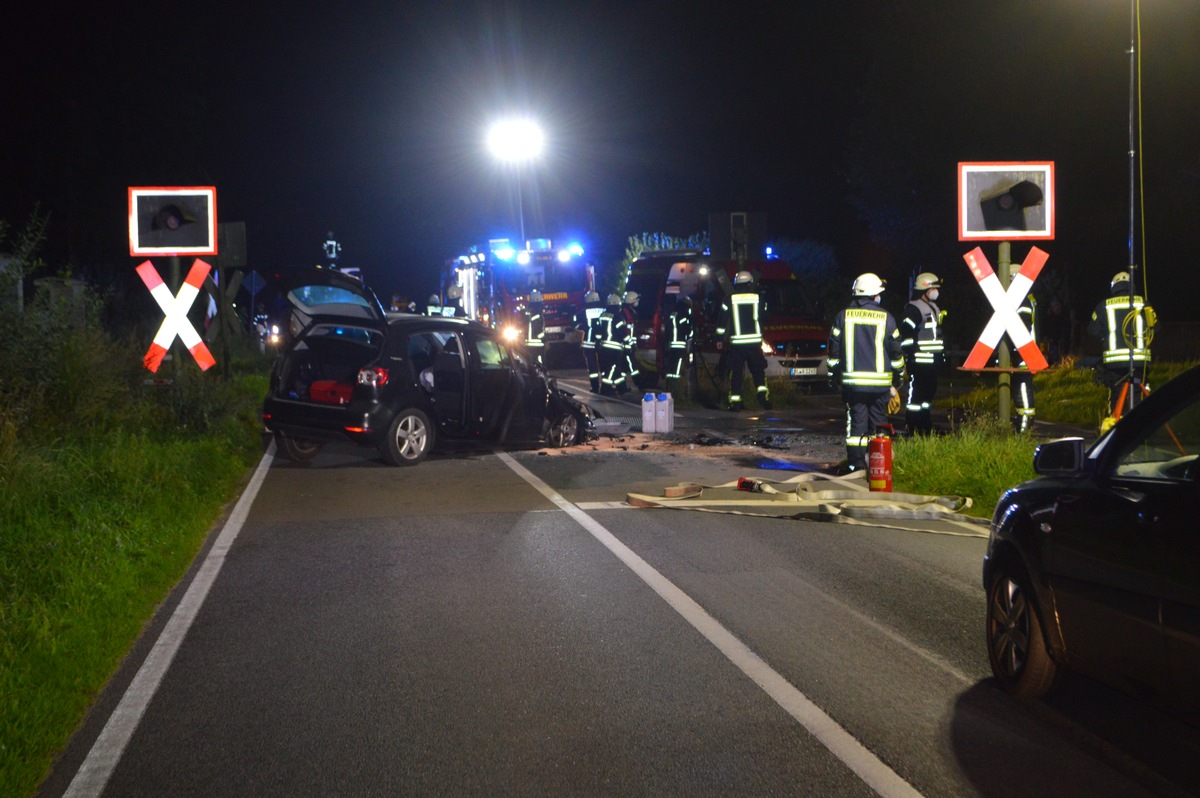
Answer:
[677,295,692,307]
[623,291,639,305]
[585,291,600,303]
[852,272,885,296]
[606,293,621,306]
[1111,271,1130,287]
[914,272,940,291]
[428,293,440,305]
[734,270,753,285]
[530,290,543,303]
[447,285,462,299]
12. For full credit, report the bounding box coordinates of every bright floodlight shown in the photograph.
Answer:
[487,118,544,163]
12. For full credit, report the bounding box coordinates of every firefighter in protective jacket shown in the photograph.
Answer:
[664,295,694,389]
[828,273,905,473]
[525,290,546,363]
[899,272,944,435]
[620,291,641,385]
[716,271,771,410]
[596,293,630,395]
[1087,270,1156,416]
[575,290,605,393]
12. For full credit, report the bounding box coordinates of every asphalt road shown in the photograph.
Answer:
[42,407,1200,797]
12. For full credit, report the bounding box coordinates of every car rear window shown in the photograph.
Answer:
[288,285,377,318]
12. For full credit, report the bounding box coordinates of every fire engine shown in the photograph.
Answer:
[623,249,829,388]
[443,238,595,352]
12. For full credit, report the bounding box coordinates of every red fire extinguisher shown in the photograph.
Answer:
[868,424,894,492]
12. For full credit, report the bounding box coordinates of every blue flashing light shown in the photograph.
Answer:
[556,249,571,263]
[516,251,531,265]
[494,247,516,262]
[765,246,774,258]
[567,243,584,257]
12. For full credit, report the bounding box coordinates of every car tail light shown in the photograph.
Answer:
[357,367,389,387]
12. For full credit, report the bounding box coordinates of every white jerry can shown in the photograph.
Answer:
[655,392,674,433]
[642,392,657,433]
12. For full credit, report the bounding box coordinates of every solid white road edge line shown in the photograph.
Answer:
[495,451,924,798]
[63,445,277,798]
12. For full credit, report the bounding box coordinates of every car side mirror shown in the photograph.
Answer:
[1033,437,1086,476]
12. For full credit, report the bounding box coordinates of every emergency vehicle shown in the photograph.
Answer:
[443,238,595,353]
[623,250,829,388]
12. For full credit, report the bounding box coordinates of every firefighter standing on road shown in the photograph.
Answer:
[717,270,771,411]
[621,291,642,388]
[899,272,944,435]
[828,273,905,473]
[525,290,546,364]
[664,295,694,390]
[596,293,629,395]
[1087,270,1156,417]
[575,290,605,393]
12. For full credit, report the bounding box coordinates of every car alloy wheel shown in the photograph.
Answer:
[545,411,579,448]
[986,567,1059,699]
[383,408,433,466]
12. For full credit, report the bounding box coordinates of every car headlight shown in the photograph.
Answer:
[502,326,521,343]
[761,341,773,355]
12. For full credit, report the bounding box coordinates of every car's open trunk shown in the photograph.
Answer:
[273,325,385,405]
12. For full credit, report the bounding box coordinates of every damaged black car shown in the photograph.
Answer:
[262,269,597,465]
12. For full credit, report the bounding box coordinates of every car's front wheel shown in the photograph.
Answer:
[382,408,434,466]
[986,565,1060,699]
[544,410,581,448]
[276,433,323,462]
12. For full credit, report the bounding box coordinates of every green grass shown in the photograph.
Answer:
[892,416,1038,518]
[0,284,271,798]
[0,430,263,797]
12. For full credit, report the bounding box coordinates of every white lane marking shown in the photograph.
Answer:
[64,446,276,798]
[496,451,924,798]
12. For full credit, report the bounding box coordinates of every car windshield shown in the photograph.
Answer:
[1113,393,1200,478]
[761,280,818,317]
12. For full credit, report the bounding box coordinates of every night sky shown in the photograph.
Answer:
[5,1,1199,322]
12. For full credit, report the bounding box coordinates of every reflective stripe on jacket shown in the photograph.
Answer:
[1096,295,1151,365]
[526,311,545,348]
[596,309,627,351]
[667,308,693,350]
[828,301,904,389]
[578,305,605,349]
[717,291,762,346]
[900,298,944,365]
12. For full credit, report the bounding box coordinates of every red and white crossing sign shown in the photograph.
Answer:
[962,246,1049,373]
[136,259,217,373]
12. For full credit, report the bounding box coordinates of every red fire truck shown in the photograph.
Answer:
[623,250,829,389]
[444,238,595,355]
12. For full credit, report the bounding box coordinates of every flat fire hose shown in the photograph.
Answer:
[626,471,989,537]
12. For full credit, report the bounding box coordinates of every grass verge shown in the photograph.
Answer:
[0,287,269,798]
[0,426,264,798]
[893,416,1037,518]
